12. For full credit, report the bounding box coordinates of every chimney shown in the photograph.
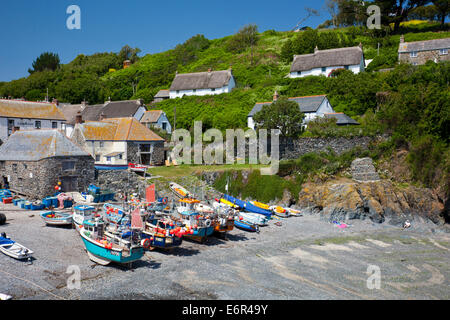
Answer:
[400,35,404,43]
[314,46,319,53]
[359,42,363,49]
[75,111,83,124]
[100,112,106,121]
[208,68,212,73]
[12,127,20,134]
[52,98,59,106]
[273,90,279,102]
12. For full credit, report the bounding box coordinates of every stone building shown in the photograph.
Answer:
[398,36,450,65]
[71,117,165,169]
[0,99,67,145]
[0,129,95,199]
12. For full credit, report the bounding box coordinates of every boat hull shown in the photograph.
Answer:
[40,212,73,226]
[234,219,259,232]
[141,232,182,249]
[80,233,143,265]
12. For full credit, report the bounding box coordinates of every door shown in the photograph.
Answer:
[60,177,78,192]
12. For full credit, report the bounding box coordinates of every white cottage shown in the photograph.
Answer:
[169,69,235,99]
[0,99,67,145]
[289,45,365,78]
[247,92,355,130]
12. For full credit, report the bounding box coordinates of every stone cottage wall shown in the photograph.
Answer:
[0,156,95,200]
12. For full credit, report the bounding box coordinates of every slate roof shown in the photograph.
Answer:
[154,90,170,98]
[0,129,90,161]
[140,110,163,123]
[0,99,67,121]
[324,113,359,125]
[80,100,145,122]
[59,104,84,125]
[290,46,364,72]
[248,95,328,117]
[398,38,450,53]
[169,70,233,91]
[77,117,164,142]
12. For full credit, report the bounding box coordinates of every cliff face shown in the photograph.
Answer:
[297,179,445,225]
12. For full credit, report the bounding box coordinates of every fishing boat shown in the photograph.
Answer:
[79,218,143,266]
[210,206,235,234]
[0,233,33,260]
[223,194,272,217]
[269,206,291,218]
[73,205,96,230]
[239,211,269,226]
[141,215,183,250]
[169,182,192,199]
[214,198,239,209]
[128,163,150,173]
[286,207,302,216]
[233,217,260,233]
[250,201,270,210]
[40,211,73,226]
[195,202,214,214]
[173,198,214,243]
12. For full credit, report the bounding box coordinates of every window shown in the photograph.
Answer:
[62,161,76,171]
[344,65,349,70]
[12,164,17,173]
[52,122,58,129]
[410,51,418,58]
[99,141,104,148]
[193,89,197,93]
[106,157,112,162]
[35,121,41,129]
[176,90,180,94]
[162,122,167,131]
[0,161,5,170]
[439,49,448,55]
[211,88,216,92]
[321,67,326,72]
[118,154,123,160]
[412,62,418,66]
[95,155,100,162]
[297,71,301,76]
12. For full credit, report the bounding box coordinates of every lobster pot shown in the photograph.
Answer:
[24,202,32,210]
[2,197,12,204]
[31,203,45,210]
[13,199,22,206]
[43,197,54,208]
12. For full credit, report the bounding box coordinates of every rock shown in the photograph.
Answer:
[297,179,445,225]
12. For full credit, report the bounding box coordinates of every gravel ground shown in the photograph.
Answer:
[0,202,449,300]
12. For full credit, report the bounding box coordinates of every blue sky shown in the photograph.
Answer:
[0,0,330,82]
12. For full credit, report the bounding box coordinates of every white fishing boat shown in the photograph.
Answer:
[269,205,291,218]
[169,182,192,199]
[0,233,33,260]
[286,207,302,216]
[73,205,96,230]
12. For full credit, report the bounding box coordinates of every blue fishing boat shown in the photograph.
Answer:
[233,217,260,233]
[79,219,143,266]
[73,205,96,230]
[40,211,73,226]
[174,199,214,243]
[223,194,272,217]
[141,215,183,250]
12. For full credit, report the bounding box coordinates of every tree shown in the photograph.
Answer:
[253,96,305,139]
[28,52,60,74]
[227,24,259,56]
[432,0,449,27]
[118,45,141,64]
[375,0,432,32]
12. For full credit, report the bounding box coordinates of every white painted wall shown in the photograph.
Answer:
[247,98,335,130]
[169,76,236,99]
[289,57,365,78]
[85,140,127,165]
[0,117,65,144]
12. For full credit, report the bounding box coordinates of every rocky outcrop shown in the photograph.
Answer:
[297,179,445,225]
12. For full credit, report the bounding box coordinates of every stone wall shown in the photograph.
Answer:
[399,50,450,65]
[0,156,95,200]
[127,141,165,166]
[95,169,147,198]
